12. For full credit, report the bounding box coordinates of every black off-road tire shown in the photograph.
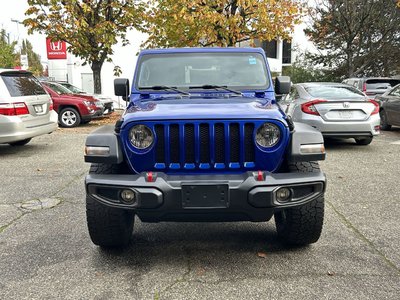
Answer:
[354,137,373,145]
[275,161,324,245]
[86,163,134,248]
[380,110,391,131]
[9,138,32,146]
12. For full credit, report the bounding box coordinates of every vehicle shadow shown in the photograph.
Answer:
[0,143,49,157]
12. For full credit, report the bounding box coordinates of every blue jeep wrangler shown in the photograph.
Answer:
[84,48,326,248]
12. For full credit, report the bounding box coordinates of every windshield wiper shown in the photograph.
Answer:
[188,84,243,96]
[139,85,190,96]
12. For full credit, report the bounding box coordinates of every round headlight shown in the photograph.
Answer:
[129,125,154,149]
[256,123,280,148]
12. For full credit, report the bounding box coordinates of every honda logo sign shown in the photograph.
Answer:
[343,102,350,108]
[46,38,67,59]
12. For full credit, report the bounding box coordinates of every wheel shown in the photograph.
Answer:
[59,107,81,128]
[355,137,373,145]
[86,163,134,248]
[9,138,32,146]
[275,162,324,245]
[380,110,391,131]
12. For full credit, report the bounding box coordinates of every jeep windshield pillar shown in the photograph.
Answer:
[84,48,327,248]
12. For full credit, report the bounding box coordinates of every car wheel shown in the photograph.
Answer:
[380,110,391,131]
[86,163,134,248]
[355,137,373,145]
[8,138,32,146]
[59,107,81,128]
[275,162,324,245]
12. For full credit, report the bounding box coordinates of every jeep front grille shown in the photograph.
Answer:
[153,122,255,170]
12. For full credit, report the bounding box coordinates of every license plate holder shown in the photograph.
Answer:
[339,110,353,118]
[34,105,43,113]
[182,184,229,209]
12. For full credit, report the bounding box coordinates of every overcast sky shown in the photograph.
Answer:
[0,0,48,61]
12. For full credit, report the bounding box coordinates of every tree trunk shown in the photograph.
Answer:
[91,61,103,94]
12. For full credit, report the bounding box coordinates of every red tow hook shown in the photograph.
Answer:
[146,172,154,182]
[256,171,265,181]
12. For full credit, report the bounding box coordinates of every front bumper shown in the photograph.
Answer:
[0,111,58,144]
[85,171,326,222]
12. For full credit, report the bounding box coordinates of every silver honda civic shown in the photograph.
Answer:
[280,82,380,145]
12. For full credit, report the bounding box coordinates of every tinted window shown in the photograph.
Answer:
[45,82,72,95]
[60,83,84,94]
[366,79,400,90]
[389,86,400,97]
[305,85,365,99]
[1,73,47,97]
[136,52,270,90]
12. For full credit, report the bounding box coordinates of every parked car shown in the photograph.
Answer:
[56,81,114,115]
[280,82,380,145]
[342,77,400,98]
[0,69,58,146]
[84,47,327,248]
[41,81,103,128]
[376,83,400,130]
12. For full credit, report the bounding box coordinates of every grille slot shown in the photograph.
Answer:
[244,123,255,162]
[199,124,210,162]
[229,123,240,162]
[169,124,180,163]
[155,125,165,162]
[214,123,225,163]
[154,121,255,169]
[184,124,195,163]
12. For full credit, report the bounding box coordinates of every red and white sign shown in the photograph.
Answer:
[46,39,67,59]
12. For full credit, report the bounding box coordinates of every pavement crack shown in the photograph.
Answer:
[327,200,400,274]
[0,172,85,235]
[155,247,192,299]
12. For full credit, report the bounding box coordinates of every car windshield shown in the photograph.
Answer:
[61,83,84,94]
[136,52,270,91]
[45,82,73,95]
[305,85,365,99]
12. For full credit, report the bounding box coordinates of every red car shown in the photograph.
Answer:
[42,81,104,127]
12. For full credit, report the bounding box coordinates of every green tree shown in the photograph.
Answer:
[21,39,43,76]
[282,52,340,83]
[0,29,18,68]
[306,0,400,78]
[24,0,145,93]
[143,0,305,48]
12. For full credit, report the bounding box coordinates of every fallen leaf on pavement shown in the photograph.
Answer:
[257,252,267,258]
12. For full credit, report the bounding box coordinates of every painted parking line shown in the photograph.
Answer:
[390,140,400,145]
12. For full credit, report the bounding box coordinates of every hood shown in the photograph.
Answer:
[122,97,285,125]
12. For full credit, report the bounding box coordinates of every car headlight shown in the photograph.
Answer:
[83,100,91,107]
[256,123,280,148]
[129,125,154,149]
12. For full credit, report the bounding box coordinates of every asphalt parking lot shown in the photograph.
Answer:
[1,127,399,299]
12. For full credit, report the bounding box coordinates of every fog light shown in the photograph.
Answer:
[120,189,136,203]
[276,187,291,202]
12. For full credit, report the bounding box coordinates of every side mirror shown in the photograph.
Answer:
[114,78,130,101]
[275,76,291,95]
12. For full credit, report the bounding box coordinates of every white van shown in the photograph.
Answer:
[0,70,58,146]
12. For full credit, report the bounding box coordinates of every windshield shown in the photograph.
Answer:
[136,52,270,91]
[45,82,73,95]
[305,85,365,99]
[60,83,84,93]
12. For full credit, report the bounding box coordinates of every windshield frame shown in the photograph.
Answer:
[134,52,271,93]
